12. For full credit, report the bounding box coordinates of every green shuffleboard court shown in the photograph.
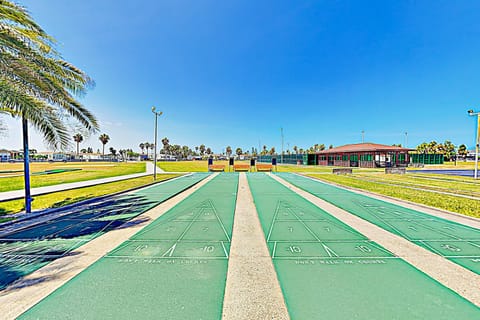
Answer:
[277,172,480,274]
[19,173,238,319]
[247,173,479,319]
[0,173,208,290]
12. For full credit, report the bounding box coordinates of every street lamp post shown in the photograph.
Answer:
[151,107,163,180]
[22,117,32,213]
[281,127,284,164]
[468,109,480,179]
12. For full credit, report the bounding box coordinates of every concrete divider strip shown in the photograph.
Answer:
[222,173,289,320]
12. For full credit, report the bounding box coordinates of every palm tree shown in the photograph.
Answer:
[99,134,110,158]
[0,1,98,212]
[226,146,232,157]
[236,147,243,156]
[150,143,155,157]
[293,146,298,155]
[458,144,468,160]
[109,147,117,158]
[73,133,83,156]
[144,142,150,159]
[139,143,145,154]
[199,144,206,156]
[161,137,169,154]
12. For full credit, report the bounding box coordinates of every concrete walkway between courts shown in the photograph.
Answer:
[0,162,165,202]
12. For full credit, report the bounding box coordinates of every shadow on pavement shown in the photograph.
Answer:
[0,193,158,290]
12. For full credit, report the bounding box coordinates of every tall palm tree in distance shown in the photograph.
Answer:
[73,133,83,156]
[161,137,169,154]
[139,143,145,154]
[99,133,110,158]
[144,142,150,159]
[0,1,98,212]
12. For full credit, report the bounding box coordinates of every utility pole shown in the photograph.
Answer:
[361,130,365,143]
[281,127,284,164]
[151,106,163,180]
[468,109,480,179]
[22,117,32,213]
[405,132,408,148]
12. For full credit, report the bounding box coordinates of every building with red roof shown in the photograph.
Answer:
[317,143,413,168]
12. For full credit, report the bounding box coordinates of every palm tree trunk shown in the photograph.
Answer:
[102,144,105,159]
[77,142,79,156]
[22,117,32,213]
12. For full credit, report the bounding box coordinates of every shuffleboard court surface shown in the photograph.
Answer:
[247,173,480,319]
[277,172,480,274]
[0,173,208,290]
[19,173,238,319]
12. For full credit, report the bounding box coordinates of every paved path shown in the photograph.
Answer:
[0,162,165,202]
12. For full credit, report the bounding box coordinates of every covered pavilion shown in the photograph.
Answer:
[316,143,413,168]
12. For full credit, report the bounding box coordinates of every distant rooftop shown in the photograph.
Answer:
[317,142,413,154]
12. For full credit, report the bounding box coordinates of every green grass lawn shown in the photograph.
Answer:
[306,173,480,218]
[0,173,179,215]
[352,172,480,197]
[0,162,146,192]
[157,160,384,173]
[157,160,214,172]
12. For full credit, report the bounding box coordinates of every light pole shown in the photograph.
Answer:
[404,132,408,148]
[281,127,284,164]
[468,109,479,179]
[361,130,365,143]
[22,117,32,213]
[151,107,163,180]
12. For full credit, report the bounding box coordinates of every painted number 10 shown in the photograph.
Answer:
[288,246,302,253]
[202,245,215,253]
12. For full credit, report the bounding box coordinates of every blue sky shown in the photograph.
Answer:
[2,0,480,153]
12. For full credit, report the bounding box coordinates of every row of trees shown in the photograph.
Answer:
[73,132,140,161]
[73,133,111,157]
[138,138,214,160]
[415,141,468,159]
